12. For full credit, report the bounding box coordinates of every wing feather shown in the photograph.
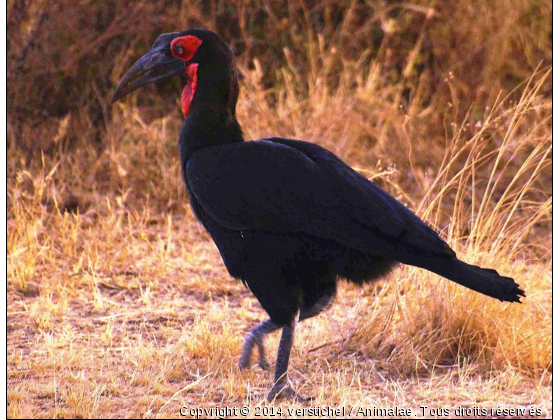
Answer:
[186,139,455,260]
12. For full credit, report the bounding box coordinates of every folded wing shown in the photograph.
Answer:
[186,139,455,262]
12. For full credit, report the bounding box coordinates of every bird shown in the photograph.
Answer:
[111,28,525,401]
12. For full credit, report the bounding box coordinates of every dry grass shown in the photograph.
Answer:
[7,1,551,418]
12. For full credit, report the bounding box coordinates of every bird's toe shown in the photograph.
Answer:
[267,384,312,403]
[258,359,270,370]
[238,356,251,370]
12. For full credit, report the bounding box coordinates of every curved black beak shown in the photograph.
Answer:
[111,46,185,104]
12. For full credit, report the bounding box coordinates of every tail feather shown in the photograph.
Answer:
[424,258,525,303]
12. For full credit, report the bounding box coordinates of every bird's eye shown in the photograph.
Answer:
[173,45,184,55]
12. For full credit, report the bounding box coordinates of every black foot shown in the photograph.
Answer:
[239,356,270,370]
[238,355,251,370]
[258,359,270,370]
[239,320,280,371]
[239,344,270,370]
[267,384,312,402]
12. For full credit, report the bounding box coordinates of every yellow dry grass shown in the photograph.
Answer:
[7,1,551,418]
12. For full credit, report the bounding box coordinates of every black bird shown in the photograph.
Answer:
[111,28,525,401]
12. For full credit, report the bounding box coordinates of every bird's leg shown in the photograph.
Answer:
[239,319,280,370]
[267,318,311,402]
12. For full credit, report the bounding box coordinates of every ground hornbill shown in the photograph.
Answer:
[111,28,525,401]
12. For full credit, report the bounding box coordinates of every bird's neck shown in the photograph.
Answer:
[179,103,244,168]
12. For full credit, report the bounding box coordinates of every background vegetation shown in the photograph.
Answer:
[7,0,551,417]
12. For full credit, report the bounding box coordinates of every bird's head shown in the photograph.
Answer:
[111,29,239,118]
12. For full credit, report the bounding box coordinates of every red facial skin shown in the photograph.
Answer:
[170,35,203,117]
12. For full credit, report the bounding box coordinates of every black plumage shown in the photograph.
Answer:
[111,28,525,401]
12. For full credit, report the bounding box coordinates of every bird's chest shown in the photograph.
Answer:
[188,194,247,280]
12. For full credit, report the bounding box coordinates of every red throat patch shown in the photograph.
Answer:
[182,63,198,117]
